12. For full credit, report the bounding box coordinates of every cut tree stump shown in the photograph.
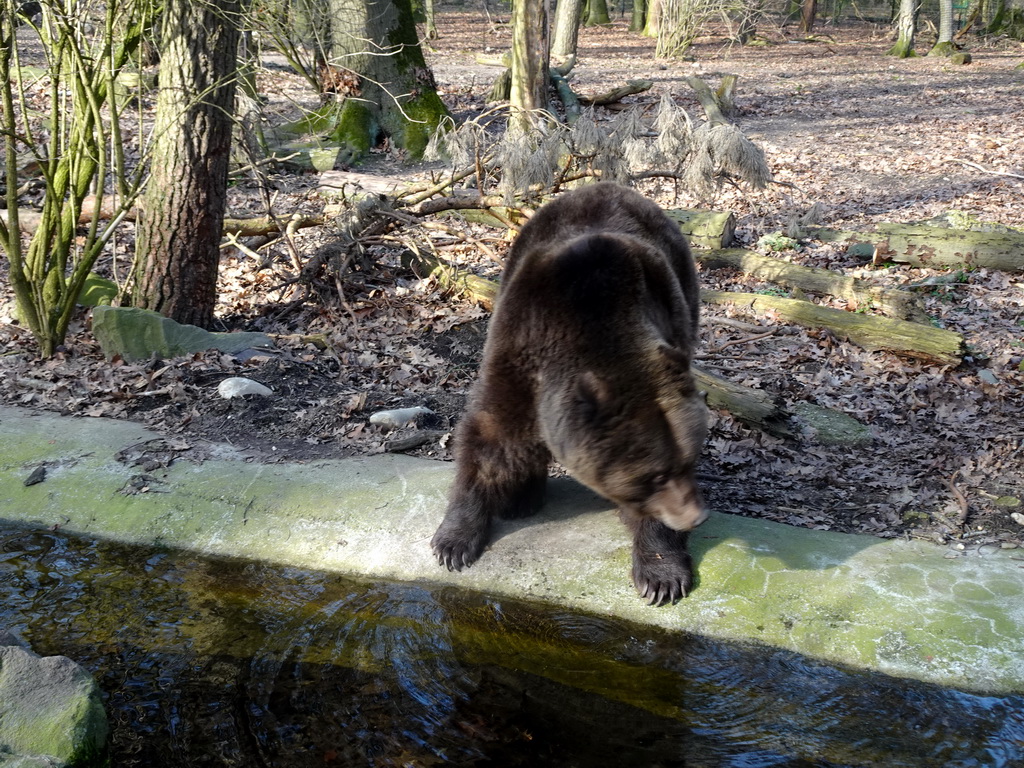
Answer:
[701,289,965,365]
[664,209,736,249]
[810,224,1024,272]
[696,248,928,322]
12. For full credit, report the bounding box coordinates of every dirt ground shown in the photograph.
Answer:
[2,11,1023,551]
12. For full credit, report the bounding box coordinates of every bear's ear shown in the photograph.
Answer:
[575,371,612,423]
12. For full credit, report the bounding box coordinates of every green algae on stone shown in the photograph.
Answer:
[91,306,273,362]
[0,645,108,768]
[792,402,872,446]
[2,405,1024,693]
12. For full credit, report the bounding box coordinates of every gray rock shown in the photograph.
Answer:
[218,377,274,399]
[0,628,25,648]
[0,645,108,767]
[369,406,434,430]
[76,274,118,308]
[92,306,273,362]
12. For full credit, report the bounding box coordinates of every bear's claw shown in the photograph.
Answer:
[635,577,689,607]
[431,532,485,573]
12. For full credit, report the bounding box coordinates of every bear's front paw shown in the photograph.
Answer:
[632,551,693,607]
[431,525,488,572]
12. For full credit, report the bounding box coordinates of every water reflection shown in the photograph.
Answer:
[1,528,1022,767]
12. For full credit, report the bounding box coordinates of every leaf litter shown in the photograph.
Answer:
[1,14,1022,551]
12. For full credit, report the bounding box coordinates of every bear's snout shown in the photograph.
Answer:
[649,478,707,531]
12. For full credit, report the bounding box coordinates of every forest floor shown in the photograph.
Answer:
[2,13,1023,551]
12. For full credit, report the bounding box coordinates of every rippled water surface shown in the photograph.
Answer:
[1,527,1022,767]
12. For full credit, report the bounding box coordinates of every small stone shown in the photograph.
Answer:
[369,406,434,430]
[218,377,274,399]
[1010,512,1024,526]
[977,369,998,386]
[23,466,46,486]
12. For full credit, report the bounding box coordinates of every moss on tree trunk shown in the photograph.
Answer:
[325,0,449,160]
[887,0,919,58]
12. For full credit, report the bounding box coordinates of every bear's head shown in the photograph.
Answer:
[541,360,709,531]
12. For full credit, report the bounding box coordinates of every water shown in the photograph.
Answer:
[1,527,1022,767]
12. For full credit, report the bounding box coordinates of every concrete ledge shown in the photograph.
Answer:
[1,405,1022,693]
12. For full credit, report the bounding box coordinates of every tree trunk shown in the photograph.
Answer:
[325,0,449,159]
[643,0,662,36]
[551,0,583,69]
[584,0,612,25]
[631,0,648,31]
[929,0,956,54]
[887,0,919,57]
[133,0,241,328]
[737,5,758,42]
[800,0,817,32]
[509,0,550,132]
[986,0,1007,33]
[424,0,439,39]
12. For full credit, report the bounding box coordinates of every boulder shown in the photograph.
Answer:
[92,306,273,362]
[0,636,108,767]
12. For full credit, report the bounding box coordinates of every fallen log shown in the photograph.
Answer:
[684,76,730,126]
[222,213,324,237]
[693,366,795,437]
[2,202,323,239]
[696,248,928,322]
[319,170,414,200]
[401,249,499,310]
[578,80,653,106]
[809,224,1024,272]
[701,289,965,365]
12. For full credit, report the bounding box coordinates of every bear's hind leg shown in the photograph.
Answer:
[622,511,694,606]
[497,462,548,520]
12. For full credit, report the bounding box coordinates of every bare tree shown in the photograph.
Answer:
[929,0,956,55]
[551,0,583,70]
[323,0,449,159]
[133,0,242,327]
[509,0,549,132]
[888,0,920,57]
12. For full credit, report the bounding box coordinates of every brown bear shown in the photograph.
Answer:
[431,183,709,606]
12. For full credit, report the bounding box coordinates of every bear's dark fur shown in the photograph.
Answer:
[431,183,709,606]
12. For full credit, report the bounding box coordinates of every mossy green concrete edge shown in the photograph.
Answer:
[1,405,1022,694]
